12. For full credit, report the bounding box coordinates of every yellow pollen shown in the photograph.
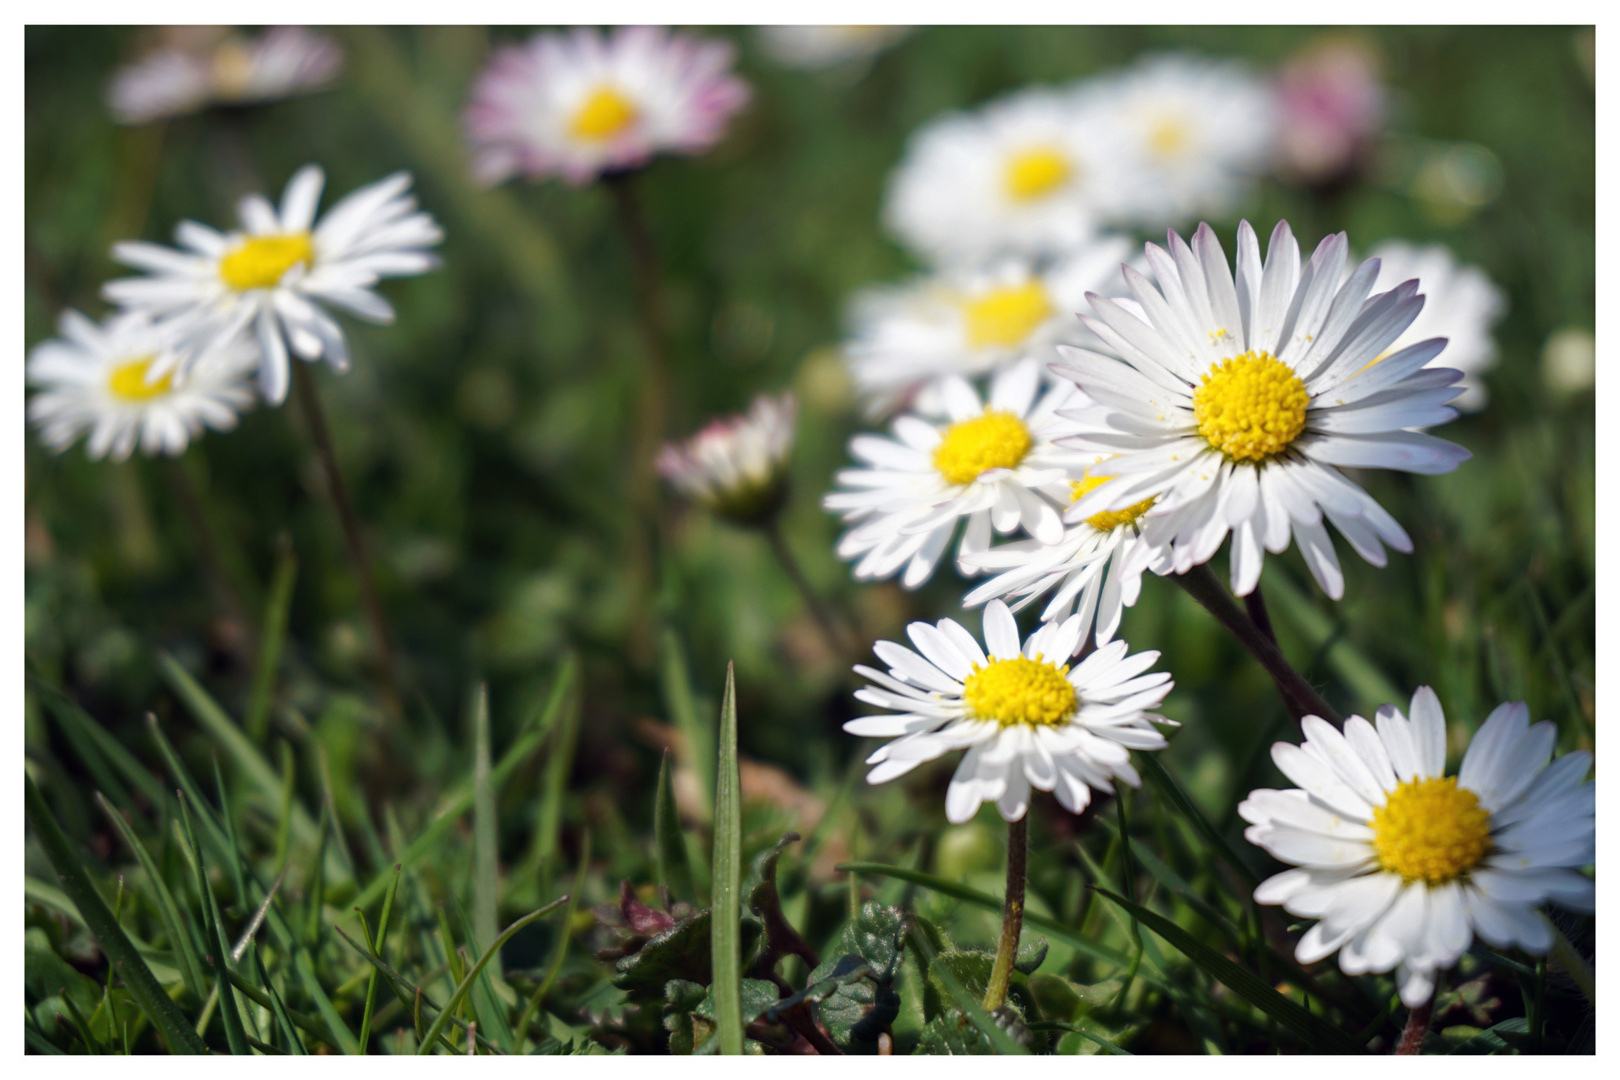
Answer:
[571,87,639,141]
[219,233,314,291]
[1371,776,1492,885]
[1148,116,1190,158]
[1070,471,1156,532]
[963,655,1076,728]
[932,410,1033,485]
[1003,147,1073,202]
[107,356,174,402]
[1192,351,1310,463]
[963,282,1054,349]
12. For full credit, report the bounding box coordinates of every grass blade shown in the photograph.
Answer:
[535,666,581,897]
[247,940,307,1054]
[93,792,207,1003]
[452,895,517,1052]
[1089,885,1365,1054]
[25,773,209,1054]
[660,627,712,815]
[246,535,297,741]
[711,662,743,1056]
[652,748,693,902]
[471,684,499,980]
[1138,753,1261,888]
[331,924,501,1054]
[178,792,251,1055]
[414,899,570,1054]
[32,678,166,808]
[356,863,402,1053]
[1026,1020,1133,1054]
[516,829,590,1048]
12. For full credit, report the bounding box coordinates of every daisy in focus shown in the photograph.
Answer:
[1364,241,1505,411]
[26,309,257,461]
[961,461,1173,646]
[845,239,1132,416]
[103,165,443,406]
[657,393,796,526]
[1241,687,1594,1008]
[847,598,1174,821]
[1057,220,1471,600]
[756,26,911,71]
[108,26,342,125]
[824,359,1091,589]
[464,26,750,187]
[1080,54,1276,228]
[883,86,1122,263]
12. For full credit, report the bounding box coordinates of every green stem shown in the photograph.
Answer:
[1394,989,1434,1055]
[983,815,1028,1012]
[762,517,859,661]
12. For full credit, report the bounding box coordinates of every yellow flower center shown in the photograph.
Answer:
[107,356,174,402]
[963,282,1055,349]
[1192,351,1311,463]
[1371,776,1492,885]
[219,233,314,291]
[1003,147,1073,202]
[1070,471,1156,532]
[964,655,1077,728]
[1147,116,1190,158]
[571,87,639,141]
[932,411,1033,485]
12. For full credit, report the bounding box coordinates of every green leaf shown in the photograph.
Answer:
[178,792,251,1056]
[535,661,582,896]
[415,898,568,1054]
[921,950,1037,1027]
[329,924,501,1055]
[653,749,693,902]
[356,863,402,1054]
[246,940,307,1054]
[471,684,499,981]
[613,910,713,1003]
[24,772,209,1054]
[663,979,709,1055]
[906,917,1029,1056]
[804,954,897,1053]
[1089,885,1365,1054]
[31,678,166,809]
[710,661,743,1055]
[245,534,297,741]
[1027,1020,1134,1055]
[94,792,207,1003]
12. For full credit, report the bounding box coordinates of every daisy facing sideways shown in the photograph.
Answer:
[824,359,1091,589]
[847,598,1175,822]
[107,25,343,125]
[1241,687,1594,1007]
[1058,219,1470,600]
[657,392,797,526]
[26,309,257,461]
[103,165,442,406]
[464,26,749,187]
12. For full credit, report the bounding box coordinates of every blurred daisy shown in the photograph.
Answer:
[1080,54,1276,228]
[658,393,796,526]
[845,239,1133,416]
[962,462,1173,646]
[847,598,1174,821]
[757,25,910,70]
[1241,687,1594,1007]
[108,26,342,125]
[1057,220,1470,600]
[26,309,256,461]
[883,86,1122,263]
[104,165,442,406]
[1365,241,1505,411]
[464,26,750,187]
[823,359,1090,589]
[1273,37,1386,185]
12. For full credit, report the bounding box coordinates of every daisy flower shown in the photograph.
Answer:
[464,26,750,187]
[882,86,1122,264]
[1272,37,1386,185]
[1364,241,1505,411]
[847,598,1174,821]
[845,238,1133,416]
[823,359,1091,589]
[961,462,1173,646]
[107,26,343,125]
[26,309,257,461]
[1056,220,1471,600]
[657,393,797,526]
[103,165,443,406]
[1241,687,1594,1008]
[756,26,911,71]
[1078,54,1276,228]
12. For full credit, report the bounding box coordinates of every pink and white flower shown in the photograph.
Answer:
[658,393,796,525]
[107,26,342,125]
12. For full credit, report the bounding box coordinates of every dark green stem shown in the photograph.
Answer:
[983,815,1028,1012]
[762,518,859,661]
[1394,991,1434,1055]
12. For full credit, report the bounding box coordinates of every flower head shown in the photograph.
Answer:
[756,26,910,71]
[1055,220,1470,600]
[1364,241,1505,411]
[847,599,1174,822]
[108,26,342,125]
[27,309,257,461]
[824,359,1091,589]
[1273,37,1387,184]
[103,165,442,406]
[1241,688,1593,1007]
[657,393,796,526]
[464,26,750,187]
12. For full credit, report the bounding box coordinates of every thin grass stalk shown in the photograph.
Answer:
[762,516,859,661]
[711,662,743,1054]
[982,815,1027,1012]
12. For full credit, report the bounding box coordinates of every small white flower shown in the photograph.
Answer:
[847,599,1175,822]
[103,165,442,406]
[657,393,797,525]
[1056,220,1471,601]
[1242,687,1594,1008]
[464,26,750,187]
[1077,53,1276,228]
[107,26,342,125]
[823,359,1091,590]
[27,309,256,461]
[883,86,1123,264]
[756,26,911,71]
[1365,241,1505,412]
[845,240,1133,416]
